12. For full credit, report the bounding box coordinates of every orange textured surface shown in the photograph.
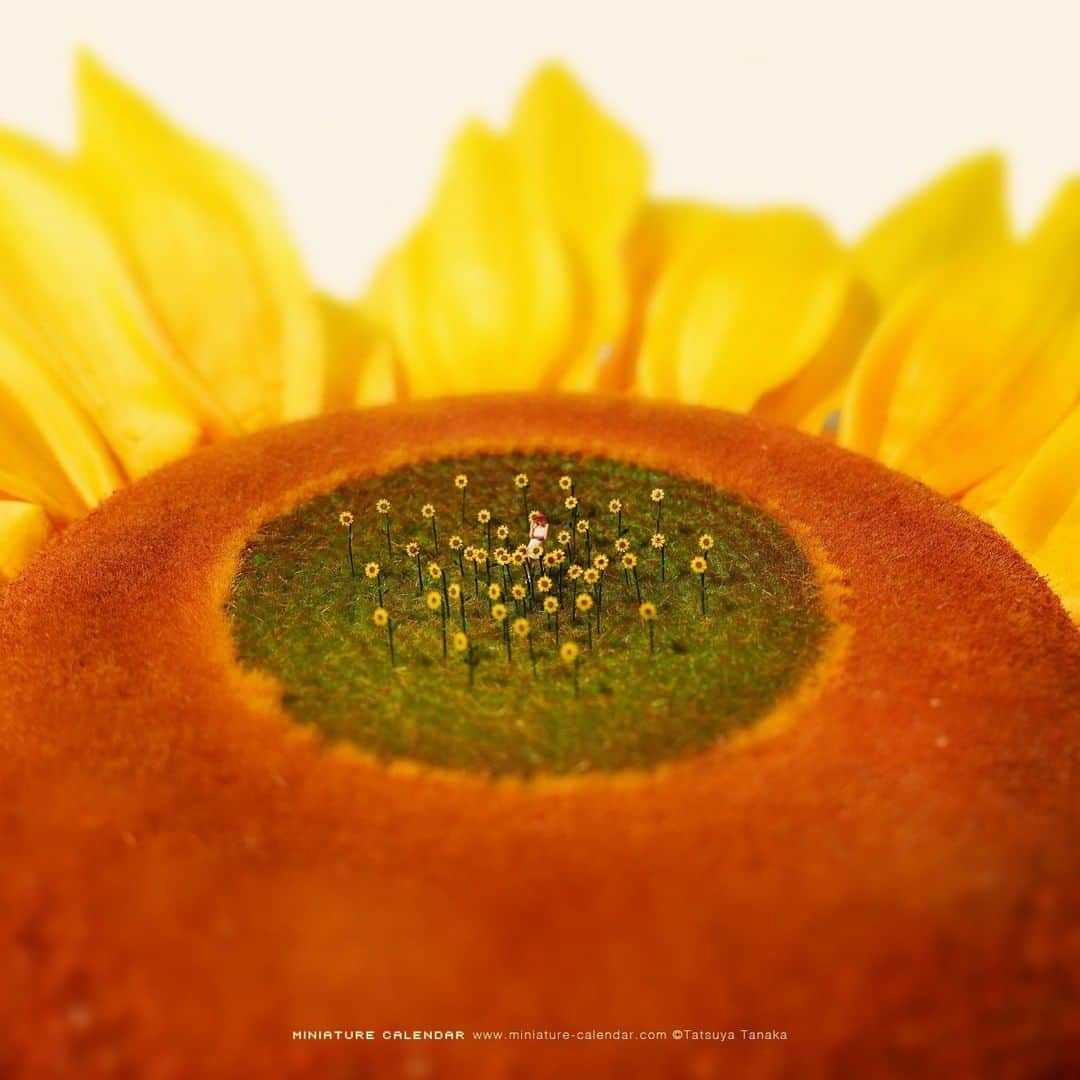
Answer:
[1,396,1077,1078]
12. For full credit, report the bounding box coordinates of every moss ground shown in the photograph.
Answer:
[228,453,829,775]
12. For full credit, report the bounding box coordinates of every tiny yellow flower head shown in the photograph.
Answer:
[338,511,354,527]
[473,548,488,564]
[454,473,468,490]
[558,475,573,492]
[364,561,380,579]
[496,548,511,566]
[511,583,527,600]
[614,537,630,553]
[543,596,560,614]
[514,473,529,490]
[593,553,609,571]
[427,560,442,578]
[583,568,600,585]
[375,499,390,515]
[651,533,666,549]
[512,617,530,638]
[608,498,622,514]
[405,541,420,557]
[651,488,665,503]
[449,535,463,550]
[553,548,567,564]
[372,607,389,627]
[560,641,580,664]
[576,518,589,534]
[576,593,594,613]
[568,564,583,580]
[488,582,502,600]
[622,552,638,570]
[639,601,658,621]
[529,509,542,525]
[452,631,469,653]
[421,503,436,519]
[463,545,475,560]
[557,529,572,546]
[543,551,558,568]
[564,495,578,510]
[496,524,510,540]
[691,555,708,575]
[491,602,508,622]
[477,508,492,524]
[448,582,461,600]
[511,549,526,567]
[425,590,443,612]
[537,575,553,593]
[699,534,715,552]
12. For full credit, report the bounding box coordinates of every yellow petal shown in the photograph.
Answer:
[318,294,399,410]
[855,153,1010,306]
[76,52,325,430]
[637,208,871,423]
[603,201,725,392]
[839,250,1080,496]
[751,277,877,432]
[369,66,646,397]
[373,121,575,396]
[0,501,52,582]
[0,324,120,519]
[0,132,203,480]
[509,64,648,390]
[978,402,1080,619]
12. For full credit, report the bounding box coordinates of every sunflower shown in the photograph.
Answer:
[0,54,1076,1078]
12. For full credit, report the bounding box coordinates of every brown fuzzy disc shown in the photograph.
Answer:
[1,396,1077,1078]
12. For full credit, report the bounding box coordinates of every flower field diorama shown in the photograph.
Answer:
[0,55,1077,1077]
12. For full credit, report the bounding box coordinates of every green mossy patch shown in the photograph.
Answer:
[228,453,829,776]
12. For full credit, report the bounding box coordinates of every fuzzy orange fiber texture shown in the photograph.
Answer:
[1,396,1077,1078]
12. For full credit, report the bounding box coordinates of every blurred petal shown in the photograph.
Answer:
[318,294,399,410]
[855,153,1010,306]
[752,278,877,431]
[369,66,645,396]
[975,402,1080,619]
[0,132,203,479]
[509,64,648,389]
[840,243,1080,496]
[0,325,120,519]
[373,121,575,396]
[0,501,52,582]
[637,208,871,422]
[76,52,325,430]
[604,200,727,392]
[983,401,1080,553]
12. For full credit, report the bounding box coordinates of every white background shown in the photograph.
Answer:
[2,0,1078,294]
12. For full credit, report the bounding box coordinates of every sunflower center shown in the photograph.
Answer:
[228,453,829,776]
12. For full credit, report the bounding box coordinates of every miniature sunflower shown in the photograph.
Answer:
[0,54,1076,1079]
